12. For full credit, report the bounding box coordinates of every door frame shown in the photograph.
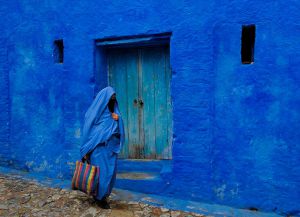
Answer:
[94,32,173,159]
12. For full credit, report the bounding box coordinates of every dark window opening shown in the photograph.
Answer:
[53,39,64,63]
[241,25,255,64]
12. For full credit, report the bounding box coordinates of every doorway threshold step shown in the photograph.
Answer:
[117,172,159,180]
[117,159,172,173]
[116,171,167,195]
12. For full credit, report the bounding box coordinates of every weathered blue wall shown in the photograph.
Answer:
[0,1,299,216]
[0,35,11,167]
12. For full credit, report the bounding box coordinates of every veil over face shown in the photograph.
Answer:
[80,86,125,159]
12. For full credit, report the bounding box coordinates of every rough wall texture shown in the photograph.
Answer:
[0,3,11,167]
[0,37,10,167]
[0,1,299,216]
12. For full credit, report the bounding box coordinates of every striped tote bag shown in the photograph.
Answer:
[71,161,100,196]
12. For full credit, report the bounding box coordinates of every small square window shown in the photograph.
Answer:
[241,25,255,64]
[53,39,64,63]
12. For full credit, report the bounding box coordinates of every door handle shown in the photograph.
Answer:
[138,99,144,107]
[133,99,144,107]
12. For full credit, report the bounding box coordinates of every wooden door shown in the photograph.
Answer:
[108,45,172,159]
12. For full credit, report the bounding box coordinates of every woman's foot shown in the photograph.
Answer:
[96,198,110,209]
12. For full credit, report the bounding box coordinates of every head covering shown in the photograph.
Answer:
[80,86,125,159]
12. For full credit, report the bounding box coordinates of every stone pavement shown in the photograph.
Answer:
[0,173,206,217]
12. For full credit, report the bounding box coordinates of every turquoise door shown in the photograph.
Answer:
[108,46,172,159]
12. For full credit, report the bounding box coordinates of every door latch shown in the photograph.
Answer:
[134,99,144,107]
[138,99,144,107]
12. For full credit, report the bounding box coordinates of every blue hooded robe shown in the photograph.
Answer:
[80,86,125,200]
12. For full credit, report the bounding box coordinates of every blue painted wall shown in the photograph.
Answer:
[0,1,299,216]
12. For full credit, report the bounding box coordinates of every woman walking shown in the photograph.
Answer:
[80,86,125,209]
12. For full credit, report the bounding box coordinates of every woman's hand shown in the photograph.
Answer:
[112,113,119,121]
[82,153,90,163]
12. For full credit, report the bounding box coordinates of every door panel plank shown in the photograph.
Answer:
[165,48,172,159]
[153,46,169,159]
[125,49,141,158]
[108,49,129,158]
[140,48,157,159]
